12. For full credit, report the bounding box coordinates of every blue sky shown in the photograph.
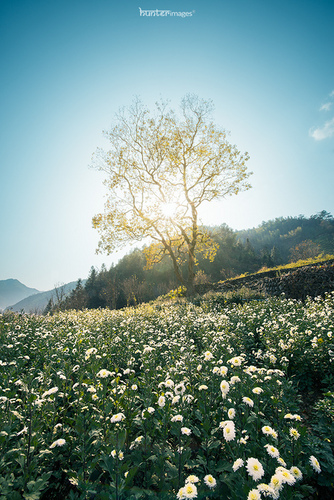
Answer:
[1,0,333,290]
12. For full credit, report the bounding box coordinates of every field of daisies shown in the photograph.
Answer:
[1,291,334,500]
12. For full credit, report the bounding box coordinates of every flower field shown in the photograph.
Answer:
[1,292,334,499]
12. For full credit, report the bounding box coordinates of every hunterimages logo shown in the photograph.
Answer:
[139,7,195,17]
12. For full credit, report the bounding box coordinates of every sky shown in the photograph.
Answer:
[1,0,333,291]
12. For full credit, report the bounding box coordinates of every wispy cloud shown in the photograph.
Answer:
[309,117,334,141]
[310,90,334,140]
[320,102,332,112]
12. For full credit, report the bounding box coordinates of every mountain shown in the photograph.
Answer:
[7,281,81,314]
[0,279,40,311]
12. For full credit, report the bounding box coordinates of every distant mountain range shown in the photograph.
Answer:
[0,279,41,310]
[0,279,80,313]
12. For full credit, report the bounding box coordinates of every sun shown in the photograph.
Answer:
[160,201,178,219]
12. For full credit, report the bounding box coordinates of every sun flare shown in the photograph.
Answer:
[160,202,178,219]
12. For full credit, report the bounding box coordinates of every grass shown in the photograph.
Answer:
[220,254,334,282]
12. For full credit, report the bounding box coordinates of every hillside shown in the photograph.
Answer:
[0,279,40,310]
[7,281,82,314]
[54,211,334,312]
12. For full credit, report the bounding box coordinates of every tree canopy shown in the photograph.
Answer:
[92,95,252,294]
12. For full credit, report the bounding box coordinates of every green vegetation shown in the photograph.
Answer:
[49,212,334,313]
[222,254,334,283]
[1,291,333,499]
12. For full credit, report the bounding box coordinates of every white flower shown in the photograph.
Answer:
[289,427,300,440]
[247,489,261,500]
[42,387,58,399]
[262,425,277,438]
[265,444,280,458]
[232,458,244,471]
[50,438,66,449]
[185,475,199,483]
[179,482,197,498]
[269,473,283,492]
[277,457,286,467]
[229,356,243,367]
[223,420,236,442]
[230,375,241,385]
[171,414,184,422]
[246,458,265,481]
[177,487,185,499]
[131,384,138,390]
[290,466,303,480]
[243,396,254,407]
[203,350,213,361]
[220,365,228,376]
[158,396,166,407]
[110,412,125,423]
[227,408,235,419]
[175,383,186,395]
[252,387,263,395]
[181,427,191,436]
[165,379,174,388]
[276,467,296,485]
[204,474,216,488]
[198,385,208,391]
[220,380,230,398]
[309,455,321,473]
[96,369,112,378]
[257,483,276,497]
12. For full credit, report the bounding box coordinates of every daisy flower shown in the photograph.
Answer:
[290,466,303,480]
[50,438,66,449]
[227,408,236,419]
[220,380,230,398]
[276,467,295,485]
[243,397,254,407]
[289,427,300,440]
[220,366,228,376]
[96,369,112,378]
[110,412,125,423]
[204,474,216,488]
[158,396,166,407]
[252,387,263,395]
[232,458,244,471]
[181,427,191,436]
[257,483,276,497]
[185,475,199,484]
[182,482,198,498]
[309,455,321,473]
[247,489,261,500]
[171,414,184,422]
[246,458,265,481]
[265,444,280,458]
[223,420,236,442]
